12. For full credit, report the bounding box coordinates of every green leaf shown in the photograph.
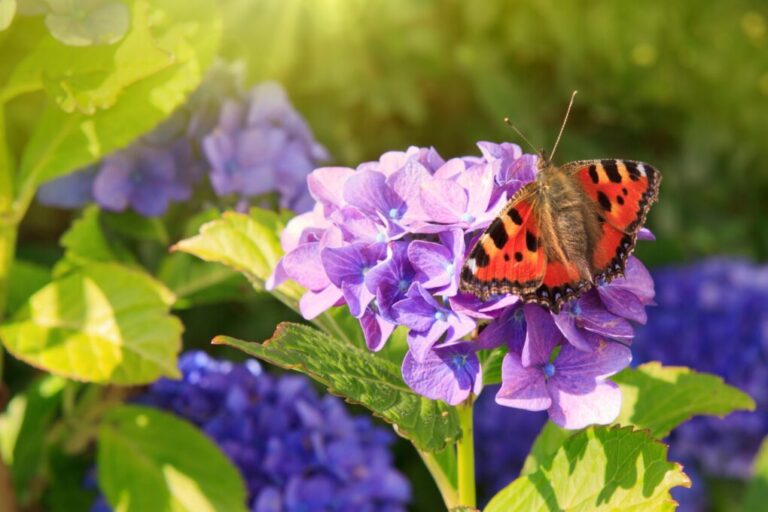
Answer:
[0,262,182,384]
[14,0,221,192]
[520,421,570,476]
[522,363,756,477]
[6,258,50,315]
[44,0,130,47]
[613,362,756,438]
[56,205,136,273]
[98,405,247,512]
[0,0,16,31]
[173,209,297,299]
[742,437,768,511]
[480,346,505,386]
[0,375,66,504]
[485,425,690,512]
[215,322,461,452]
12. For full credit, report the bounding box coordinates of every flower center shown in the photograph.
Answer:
[398,279,410,292]
[543,363,556,379]
[444,263,455,274]
[451,354,467,369]
[434,310,447,322]
[513,307,525,322]
[130,171,143,185]
[361,266,371,276]
[375,231,387,243]
[570,303,582,317]
[388,208,400,219]
[460,213,475,223]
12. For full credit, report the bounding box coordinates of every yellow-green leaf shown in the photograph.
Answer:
[0,262,182,384]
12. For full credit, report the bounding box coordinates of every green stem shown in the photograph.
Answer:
[457,401,476,509]
[417,449,460,509]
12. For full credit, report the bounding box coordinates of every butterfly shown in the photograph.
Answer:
[459,95,661,313]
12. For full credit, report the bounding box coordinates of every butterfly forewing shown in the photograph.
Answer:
[460,183,546,299]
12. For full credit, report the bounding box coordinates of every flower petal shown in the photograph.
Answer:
[402,344,480,405]
[496,353,551,411]
[547,379,621,429]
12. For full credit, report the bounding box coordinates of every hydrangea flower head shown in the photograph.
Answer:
[272,143,656,428]
[202,81,329,212]
[91,351,411,511]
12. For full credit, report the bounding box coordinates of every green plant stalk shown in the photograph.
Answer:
[456,401,476,508]
[417,449,460,509]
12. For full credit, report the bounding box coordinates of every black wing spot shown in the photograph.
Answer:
[597,191,612,212]
[461,267,473,281]
[616,195,625,205]
[488,218,509,249]
[508,208,523,225]
[624,161,641,181]
[504,253,510,262]
[514,252,523,262]
[622,187,628,196]
[601,159,622,183]
[525,230,538,252]
[588,164,599,184]
[471,245,490,268]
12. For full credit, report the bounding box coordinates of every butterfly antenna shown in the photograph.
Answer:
[549,90,578,161]
[503,117,539,155]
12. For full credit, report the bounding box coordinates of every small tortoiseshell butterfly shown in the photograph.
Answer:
[459,93,661,313]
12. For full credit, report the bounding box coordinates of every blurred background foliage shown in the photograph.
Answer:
[215,0,768,265]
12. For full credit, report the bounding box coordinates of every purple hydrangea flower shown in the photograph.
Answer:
[272,142,654,427]
[631,258,768,506]
[202,82,329,212]
[90,351,411,511]
[93,141,197,217]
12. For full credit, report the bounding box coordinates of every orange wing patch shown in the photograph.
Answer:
[460,185,546,300]
[570,159,661,283]
[573,160,660,233]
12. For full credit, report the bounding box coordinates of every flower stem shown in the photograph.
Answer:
[456,400,476,508]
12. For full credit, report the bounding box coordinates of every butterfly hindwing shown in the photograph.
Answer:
[566,159,661,281]
[460,184,546,299]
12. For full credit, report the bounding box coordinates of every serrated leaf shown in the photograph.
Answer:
[0,262,182,384]
[486,425,690,512]
[522,363,756,477]
[15,0,221,187]
[214,322,461,452]
[0,375,66,504]
[98,405,247,512]
[613,362,755,438]
[480,346,505,386]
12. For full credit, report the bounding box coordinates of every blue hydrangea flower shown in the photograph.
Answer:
[91,351,411,511]
[270,143,655,428]
[36,167,97,209]
[631,258,768,508]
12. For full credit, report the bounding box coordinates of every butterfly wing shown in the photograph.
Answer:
[460,183,547,300]
[564,159,661,281]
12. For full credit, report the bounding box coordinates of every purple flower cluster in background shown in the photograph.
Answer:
[631,258,768,509]
[91,351,410,512]
[38,63,327,216]
[270,142,656,428]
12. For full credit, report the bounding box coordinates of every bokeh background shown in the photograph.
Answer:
[7,0,768,510]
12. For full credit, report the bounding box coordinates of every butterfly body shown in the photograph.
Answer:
[460,158,660,313]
